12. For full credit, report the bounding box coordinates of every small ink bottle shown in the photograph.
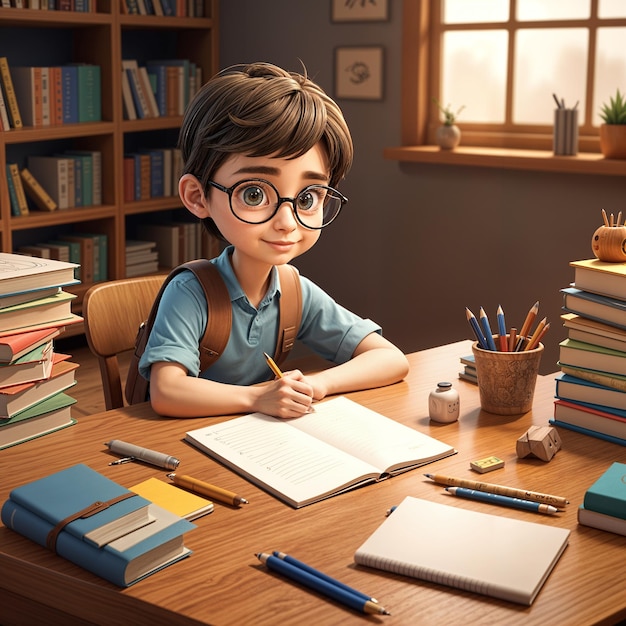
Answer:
[428,382,460,423]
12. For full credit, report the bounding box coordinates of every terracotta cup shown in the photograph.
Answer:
[472,341,543,416]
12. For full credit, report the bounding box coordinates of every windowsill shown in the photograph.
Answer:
[383,145,626,177]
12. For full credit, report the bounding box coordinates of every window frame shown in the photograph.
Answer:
[399,0,626,154]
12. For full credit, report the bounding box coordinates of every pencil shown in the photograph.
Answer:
[497,305,508,351]
[465,307,488,349]
[602,208,609,226]
[479,307,497,351]
[508,327,517,352]
[167,473,249,506]
[264,352,283,378]
[526,321,550,351]
[424,473,569,508]
[446,487,560,515]
[524,317,547,351]
[519,301,539,339]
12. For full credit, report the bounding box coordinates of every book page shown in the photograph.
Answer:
[290,396,455,474]
[185,411,383,508]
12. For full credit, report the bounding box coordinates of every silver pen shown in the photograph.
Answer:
[104,439,180,470]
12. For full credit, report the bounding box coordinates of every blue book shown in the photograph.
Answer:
[549,419,626,447]
[5,164,20,216]
[583,462,626,519]
[61,65,79,124]
[3,464,151,546]
[145,63,167,115]
[1,464,195,586]
[562,287,626,331]
[1,498,194,586]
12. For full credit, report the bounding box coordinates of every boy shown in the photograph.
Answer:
[139,62,409,418]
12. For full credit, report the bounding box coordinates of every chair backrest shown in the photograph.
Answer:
[83,275,166,410]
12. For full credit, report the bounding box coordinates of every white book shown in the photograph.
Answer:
[578,505,626,537]
[355,496,570,606]
[185,396,456,508]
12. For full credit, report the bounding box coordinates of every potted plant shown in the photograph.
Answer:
[599,89,626,159]
[434,99,465,150]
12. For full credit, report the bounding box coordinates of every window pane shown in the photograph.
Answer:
[513,29,588,124]
[517,0,590,21]
[594,27,626,126]
[441,30,508,123]
[598,0,626,18]
[443,0,508,24]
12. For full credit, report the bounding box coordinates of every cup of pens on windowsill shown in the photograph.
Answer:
[465,303,548,416]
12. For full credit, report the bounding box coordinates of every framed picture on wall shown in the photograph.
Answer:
[335,46,384,101]
[331,0,389,22]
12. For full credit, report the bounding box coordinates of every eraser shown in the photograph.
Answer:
[470,456,505,474]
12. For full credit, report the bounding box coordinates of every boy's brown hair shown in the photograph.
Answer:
[178,62,354,241]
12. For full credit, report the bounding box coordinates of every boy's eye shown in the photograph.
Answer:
[241,185,268,207]
[296,189,320,212]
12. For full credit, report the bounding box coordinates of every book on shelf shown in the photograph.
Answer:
[18,245,52,259]
[67,63,101,122]
[0,390,76,450]
[139,223,181,267]
[0,358,78,420]
[126,260,160,278]
[570,258,626,300]
[61,64,79,124]
[130,478,214,521]
[553,398,626,441]
[11,66,45,127]
[583,462,626,520]
[0,291,76,334]
[0,253,78,296]
[185,395,456,509]
[27,155,72,209]
[64,150,101,205]
[5,164,21,216]
[8,163,29,216]
[0,326,61,363]
[36,243,69,263]
[0,56,23,129]
[561,313,626,353]
[122,59,152,119]
[562,287,626,331]
[121,69,137,120]
[577,506,626,537]
[353,496,570,606]
[61,235,94,284]
[1,464,196,586]
[559,338,626,376]
[20,167,58,211]
[137,66,160,118]
[555,372,625,413]
[0,76,11,130]
[0,341,56,388]
[49,65,63,126]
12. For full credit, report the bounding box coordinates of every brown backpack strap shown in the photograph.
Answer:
[179,260,232,372]
[274,264,302,366]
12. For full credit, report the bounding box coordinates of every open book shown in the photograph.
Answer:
[185,396,456,508]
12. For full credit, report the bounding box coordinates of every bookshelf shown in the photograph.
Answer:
[0,0,219,318]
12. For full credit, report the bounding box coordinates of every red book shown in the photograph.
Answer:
[0,327,61,363]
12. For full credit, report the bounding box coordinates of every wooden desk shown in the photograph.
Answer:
[1,341,625,626]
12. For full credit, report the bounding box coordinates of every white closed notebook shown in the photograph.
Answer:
[354,496,570,606]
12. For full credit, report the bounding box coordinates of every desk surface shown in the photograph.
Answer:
[1,340,625,626]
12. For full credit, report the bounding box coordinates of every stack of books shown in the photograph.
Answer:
[125,240,159,277]
[0,252,82,450]
[1,464,196,586]
[578,462,626,536]
[552,259,626,445]
[458,353,477,384]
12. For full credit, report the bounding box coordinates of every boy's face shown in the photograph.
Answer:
[205,144,329,269]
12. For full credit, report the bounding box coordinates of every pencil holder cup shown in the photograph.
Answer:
[553,108,578,156]
[471,341,544,416]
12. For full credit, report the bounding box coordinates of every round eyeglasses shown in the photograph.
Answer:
[207,179,348,229]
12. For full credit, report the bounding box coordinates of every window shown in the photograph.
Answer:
[400,0,626,152]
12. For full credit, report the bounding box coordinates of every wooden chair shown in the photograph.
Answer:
[83,275,166,410]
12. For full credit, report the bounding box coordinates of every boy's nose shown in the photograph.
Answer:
[273,201,298,229]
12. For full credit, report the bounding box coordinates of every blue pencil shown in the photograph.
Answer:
[272,551,377,603]
[465,307,488,349]
[445,487,559,515]
[256,553,390,615]
[479,307,497,351]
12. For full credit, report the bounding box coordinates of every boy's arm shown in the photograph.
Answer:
[303,333,410,400]
[149,361,314,418]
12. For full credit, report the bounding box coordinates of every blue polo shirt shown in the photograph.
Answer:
[139,246,381,385]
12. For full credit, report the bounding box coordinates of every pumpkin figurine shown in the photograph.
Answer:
[591,209,626,262]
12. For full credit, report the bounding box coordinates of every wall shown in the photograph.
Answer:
[219,0,626,374]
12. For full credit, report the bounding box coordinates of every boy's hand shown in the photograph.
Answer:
[257,370,314,418]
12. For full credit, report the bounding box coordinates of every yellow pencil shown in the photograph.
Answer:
[519,301,539,339]
[524,317,547,351]
[263,352,283,378]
